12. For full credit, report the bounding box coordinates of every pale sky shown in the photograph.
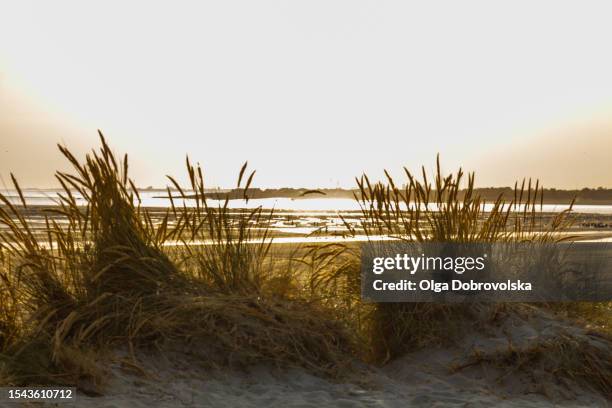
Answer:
[1,1,611,189]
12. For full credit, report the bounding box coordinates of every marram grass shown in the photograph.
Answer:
[0,135,608,397]
[0,133,352,390]
[306,155,608,368]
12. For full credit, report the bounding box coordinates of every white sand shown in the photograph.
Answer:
[67,307,609,407]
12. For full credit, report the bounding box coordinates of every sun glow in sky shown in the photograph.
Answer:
[1,1,612,189]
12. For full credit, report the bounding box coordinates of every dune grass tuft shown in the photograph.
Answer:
[165,160,274,294]
[0,133,353,388]
[311,156,578,362]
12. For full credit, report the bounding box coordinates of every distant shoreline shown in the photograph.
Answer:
[4,187,612,206]
[156,187,612,206]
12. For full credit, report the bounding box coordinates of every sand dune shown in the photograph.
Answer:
[74,307,610,408]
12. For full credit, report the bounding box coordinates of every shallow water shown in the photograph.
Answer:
[2,190,611,244]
